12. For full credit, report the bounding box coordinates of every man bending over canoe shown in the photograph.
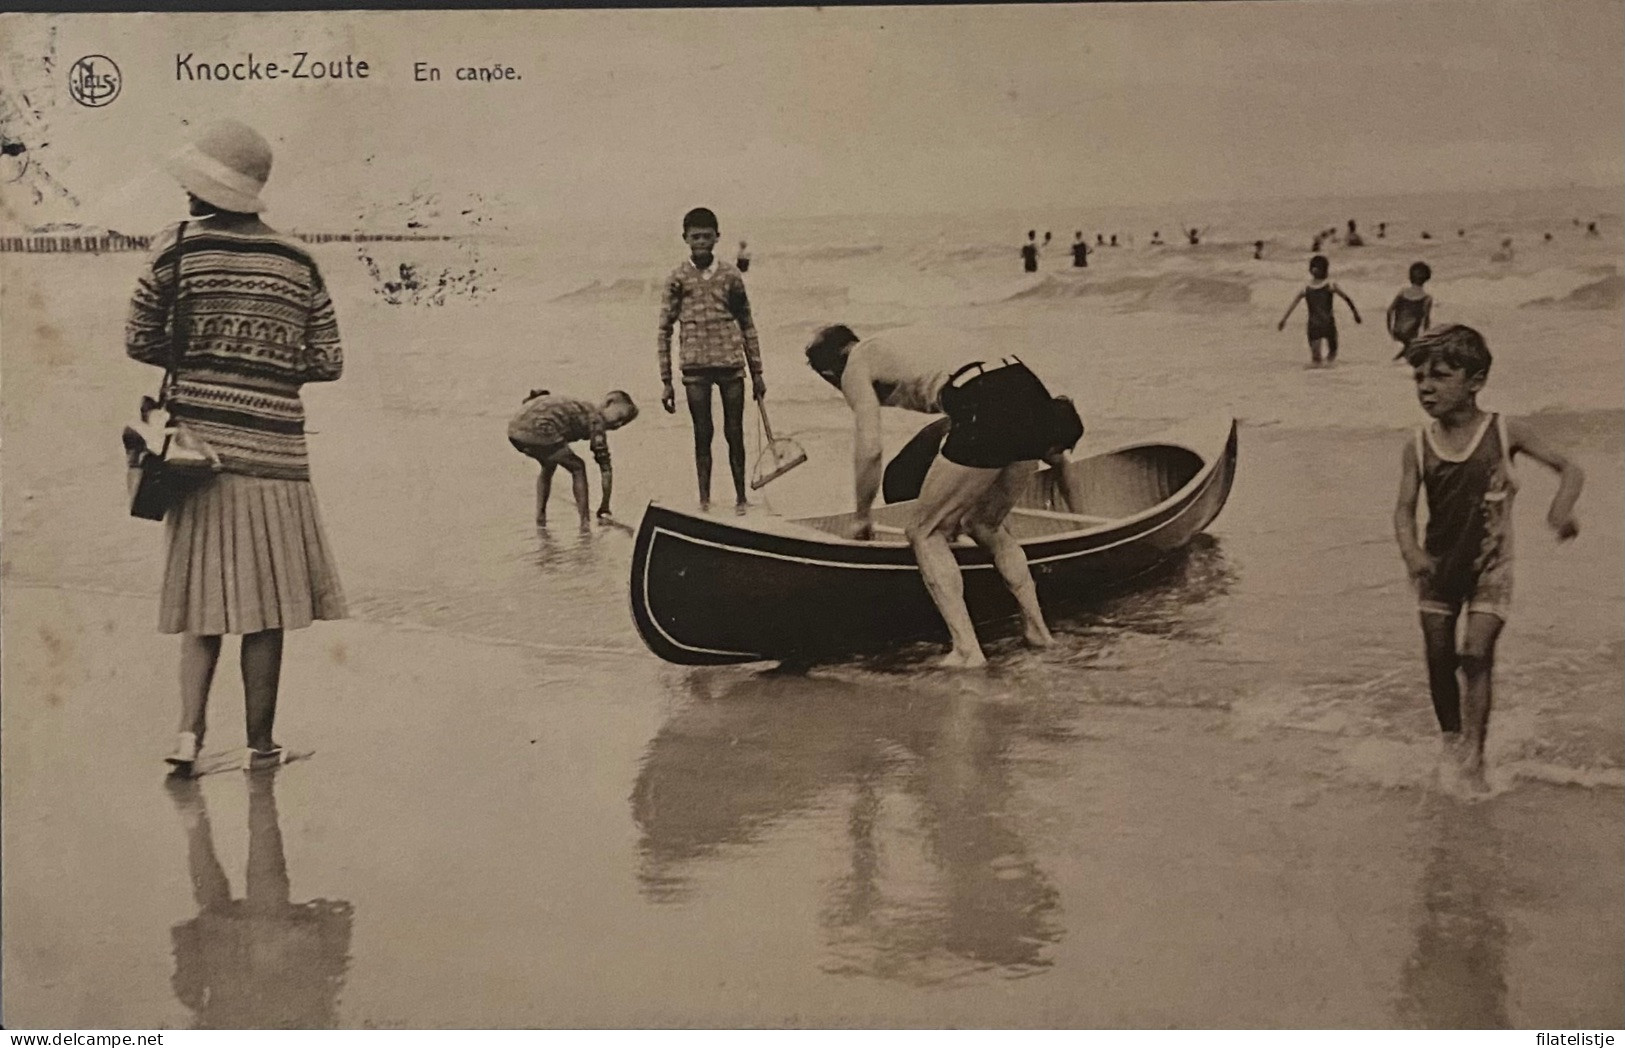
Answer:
[805,325,1085,668]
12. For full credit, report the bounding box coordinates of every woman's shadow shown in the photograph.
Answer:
[630,670,1065,983]
[166,773,354,1029]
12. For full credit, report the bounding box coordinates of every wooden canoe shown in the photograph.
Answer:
[629,415,1238,665]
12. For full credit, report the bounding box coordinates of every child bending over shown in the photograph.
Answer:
[509,390,638,527]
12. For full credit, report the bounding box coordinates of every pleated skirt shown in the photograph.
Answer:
[160,473,348,636]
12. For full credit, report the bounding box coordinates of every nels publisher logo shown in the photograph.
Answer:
[68,55,122,107]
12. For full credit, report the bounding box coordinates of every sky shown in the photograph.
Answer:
[1,1,1621,231]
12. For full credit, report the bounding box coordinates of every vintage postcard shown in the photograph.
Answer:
[2,2,1621,1030]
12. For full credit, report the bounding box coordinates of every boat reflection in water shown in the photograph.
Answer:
[632,671,1062,982]
[166,774,354,1029]
[630,535,1236,984]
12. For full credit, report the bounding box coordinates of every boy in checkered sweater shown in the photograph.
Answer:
[657,207,766,513]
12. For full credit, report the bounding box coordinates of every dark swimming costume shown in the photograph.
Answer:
[1415,414,1516,619]
[1305,283,1336,341]
[1390,292,1430,344]
[882,417,952,503]
[938,359,1057,469]
[1071,243,1088,268]
[1021,243,1038,272]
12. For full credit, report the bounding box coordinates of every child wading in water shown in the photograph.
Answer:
[1392,325,1584,794]
[509,390,638,527]
[1387,261,1434,359]
[1278,254,1361,365]
[658,207,767,513]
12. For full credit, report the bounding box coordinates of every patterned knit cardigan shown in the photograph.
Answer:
[126,224,344,481]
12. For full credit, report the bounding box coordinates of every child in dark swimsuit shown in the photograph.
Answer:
[1392,325,1584,793]
[1021,231,1039,273]
[1278,254,1361,365]
[1387,261,1435,359]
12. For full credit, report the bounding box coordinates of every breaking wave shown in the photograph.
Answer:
[1522,272,1624,311]
[1001,272,1254,310]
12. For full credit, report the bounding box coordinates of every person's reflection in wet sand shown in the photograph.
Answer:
[631,672,1060,983]
[167,773,354,1029]
[629,538,1236,981]
[824,693,1060,980]
[1398,799,1508,1028]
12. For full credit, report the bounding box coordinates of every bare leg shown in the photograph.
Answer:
[1419,612,1462,733]
[907,455,1003,667]
[1419,611,1466,787]
[1457,612,1505,791]
[536,462,557,524]
[911,530,984,666]
[685,379,715,509]
[966,464,1051,647]
[557,454,590,530]
[241,629,284,753]
[178,634,222,740]
[968,521,1052,647]
[719,376,748,507]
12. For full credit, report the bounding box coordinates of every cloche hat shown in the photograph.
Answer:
[166,119,272,214]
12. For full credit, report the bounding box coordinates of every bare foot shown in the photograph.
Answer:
[938,648,988,670]
[734,501,749,516]
[1023,624,1055,648]
[699,500,712,513]
[1457,749,1492,796]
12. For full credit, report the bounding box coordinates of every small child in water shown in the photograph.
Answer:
[1387,261,1435,359]
[1278,254,1361,365]
[508,390,638,527]
[1021,230,1040,273]
[1071,231,1090,268]
[1393,325,1584,794]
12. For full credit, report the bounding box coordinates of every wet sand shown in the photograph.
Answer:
[5,556,1621,1028]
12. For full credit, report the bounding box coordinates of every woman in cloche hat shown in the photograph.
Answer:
[127,119,349,774]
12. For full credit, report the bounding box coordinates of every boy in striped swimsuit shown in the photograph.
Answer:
[1392,325,1584,793]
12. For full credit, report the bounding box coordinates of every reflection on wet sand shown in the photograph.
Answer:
[167,774,354,1029]
[632,671,1062,984]
[629,537,1238,985]
[1398,800,1508,1028]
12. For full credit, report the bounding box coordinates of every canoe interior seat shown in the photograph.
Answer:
[1007,506,1113,527]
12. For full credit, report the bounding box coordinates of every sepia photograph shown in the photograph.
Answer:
[2,0,1621,1031]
